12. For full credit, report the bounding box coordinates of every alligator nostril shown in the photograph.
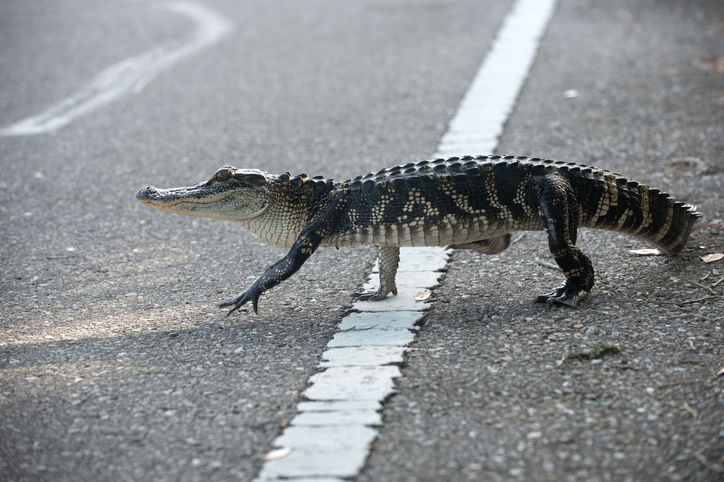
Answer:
[136,187,157,200]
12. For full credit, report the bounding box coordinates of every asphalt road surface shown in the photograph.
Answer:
[1,0,723,481]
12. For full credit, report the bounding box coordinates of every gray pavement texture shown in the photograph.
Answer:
[0,0,723,481]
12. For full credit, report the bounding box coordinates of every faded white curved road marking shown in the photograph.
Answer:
[0,1,231,137]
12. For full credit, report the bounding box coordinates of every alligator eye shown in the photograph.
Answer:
[215,170,231,182]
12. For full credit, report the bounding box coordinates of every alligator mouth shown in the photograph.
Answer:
[136,186,230,203]
[136,185,267,221]
[135,186,234,210]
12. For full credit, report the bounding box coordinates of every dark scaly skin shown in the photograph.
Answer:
[136,155,701,314]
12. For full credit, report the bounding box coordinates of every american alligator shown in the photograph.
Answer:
[136,155,700,314]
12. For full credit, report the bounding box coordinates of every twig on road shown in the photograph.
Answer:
[648,276,721,306]
[682,277,718,296]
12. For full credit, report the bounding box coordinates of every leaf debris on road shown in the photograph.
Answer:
[557,340,621,367]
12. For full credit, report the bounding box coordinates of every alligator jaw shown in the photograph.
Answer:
[136,184,230,209]
[136,180,268,221]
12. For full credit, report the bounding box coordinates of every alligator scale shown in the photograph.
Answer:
[136,155,700,314]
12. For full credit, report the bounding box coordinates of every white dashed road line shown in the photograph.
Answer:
[0,1,231,137]
[257,248,449,481]
[437,0,558,158]
[255,1,559,480]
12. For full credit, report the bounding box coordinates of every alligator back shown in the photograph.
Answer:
[326,155,545,248]
[324,155,699,254]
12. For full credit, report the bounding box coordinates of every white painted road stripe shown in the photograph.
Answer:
[0,1,231,137]
[258,0,559,479]
[437,0,558,157]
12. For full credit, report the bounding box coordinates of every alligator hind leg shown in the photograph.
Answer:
[534,178,594,307]
[354,246,400,301]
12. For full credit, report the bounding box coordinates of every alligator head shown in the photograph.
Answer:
[136,166,271,221]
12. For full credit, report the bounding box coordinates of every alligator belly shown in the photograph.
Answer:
[326,215,543,247]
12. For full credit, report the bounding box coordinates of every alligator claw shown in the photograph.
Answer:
[219,287,261,316]
[353,291,385,302]
[353,286,397,302]
[533,282,588,309]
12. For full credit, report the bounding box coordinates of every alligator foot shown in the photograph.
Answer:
[219,286,262,316]
[353,246,401,301]
[353,286,397,302]
[533,282,589,309]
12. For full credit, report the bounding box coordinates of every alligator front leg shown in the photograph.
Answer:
[534,177,594,308]
[354,246,400,301]
[220,227,323,315]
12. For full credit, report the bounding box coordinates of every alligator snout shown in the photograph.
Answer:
[135,186,158,201]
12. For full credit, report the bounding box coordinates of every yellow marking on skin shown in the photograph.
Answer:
[652,199,675,243]
[669,225,687,253]
[669,205,696,251]
[606,175,619,211]
[423,201,440,218]
[402,188,419,213]
[482,171,517,228]
[444,213,458,225]
[484,173,498,208]
[513,173,535,217]
[370,195,390,225]
[594,182,610,221]
[451,192,484,215]
[629,184,650,234]
[616,208,632,228]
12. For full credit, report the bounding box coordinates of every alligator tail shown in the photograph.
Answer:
[573,169,701,255]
